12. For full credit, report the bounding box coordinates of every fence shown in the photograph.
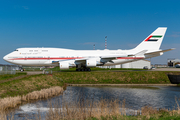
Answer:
[0,65,16,75]
[43,69,53,74]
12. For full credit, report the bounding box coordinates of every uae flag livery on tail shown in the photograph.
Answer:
[145,35,162,42]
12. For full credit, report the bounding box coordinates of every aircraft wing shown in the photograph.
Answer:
[100,55,127,59]
[52,58,87,65]
[144,48,175,58]
[145,48,175,55]
[74,58,87,62]
[100,50,148,63]
[100,55,127,63]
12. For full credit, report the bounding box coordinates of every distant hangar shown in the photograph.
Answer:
[98,60,151,69]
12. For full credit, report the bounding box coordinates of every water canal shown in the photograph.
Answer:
[9,85,180,119]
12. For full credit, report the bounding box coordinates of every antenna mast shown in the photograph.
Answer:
[105,36,107,49]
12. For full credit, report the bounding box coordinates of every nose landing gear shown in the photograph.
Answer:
[20,68,24,72]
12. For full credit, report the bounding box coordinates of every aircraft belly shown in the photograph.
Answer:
[11,60,54,66]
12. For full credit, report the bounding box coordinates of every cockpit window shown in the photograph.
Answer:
[14,49,18,51]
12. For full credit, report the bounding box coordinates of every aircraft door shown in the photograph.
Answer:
[45,55,51,65]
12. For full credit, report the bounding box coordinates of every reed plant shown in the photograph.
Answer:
[0,86,63,111]
[0,111,14,120]
[1,96,180,120]
[45,98,127,120]
[43,96,180,120]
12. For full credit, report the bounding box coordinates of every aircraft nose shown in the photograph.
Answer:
[3,55,8,62]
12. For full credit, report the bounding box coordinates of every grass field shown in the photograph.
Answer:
[53,71,171,84]
[0,71,176,99]
[0,72,27,81]
[0,71,180,119]
[0,74,64,98]
[48,67,147,72]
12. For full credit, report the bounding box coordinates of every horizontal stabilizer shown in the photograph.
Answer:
[145,48,175,55]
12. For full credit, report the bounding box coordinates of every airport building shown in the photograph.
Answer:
[167,59,180,68]
[98,60,151,69]
[153,64,167,68]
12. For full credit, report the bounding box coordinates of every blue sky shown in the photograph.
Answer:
[0,0,180,64]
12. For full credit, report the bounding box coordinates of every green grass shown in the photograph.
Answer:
[0,72,27,81]
[0,71,176,98]
[88,115,180,120]
[53,71,172,84]
[0,74,64,98]
[0,71,180,119]
[22,67,42,71]
[46,67,147,72]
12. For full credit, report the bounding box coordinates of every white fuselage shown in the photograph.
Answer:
[3,48,144,67]
[3,27,174,69]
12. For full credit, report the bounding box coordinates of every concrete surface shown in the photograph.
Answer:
[26,71,43,75]
[151,68,180,71]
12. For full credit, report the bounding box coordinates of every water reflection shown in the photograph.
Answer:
[12,86,180,119]
[62,86,180,110]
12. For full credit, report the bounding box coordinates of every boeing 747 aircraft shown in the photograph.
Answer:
[3,27,174,71]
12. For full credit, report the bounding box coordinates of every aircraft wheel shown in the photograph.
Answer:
[87,68,91,71]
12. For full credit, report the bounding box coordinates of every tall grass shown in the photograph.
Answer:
[45,99,127,120]
[1,94,180,119]
[0,86,63,111]
[43,97,180,120]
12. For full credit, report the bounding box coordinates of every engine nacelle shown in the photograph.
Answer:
[59,62,69,69]
[86,59,97,67]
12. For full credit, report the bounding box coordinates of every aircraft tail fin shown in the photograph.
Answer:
[133,27,167,51]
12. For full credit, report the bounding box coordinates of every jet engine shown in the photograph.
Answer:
[59,62,69,69]
[86,59,97,67]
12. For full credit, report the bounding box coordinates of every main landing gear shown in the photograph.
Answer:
[20,67,24,72]
[76,68,91,72]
